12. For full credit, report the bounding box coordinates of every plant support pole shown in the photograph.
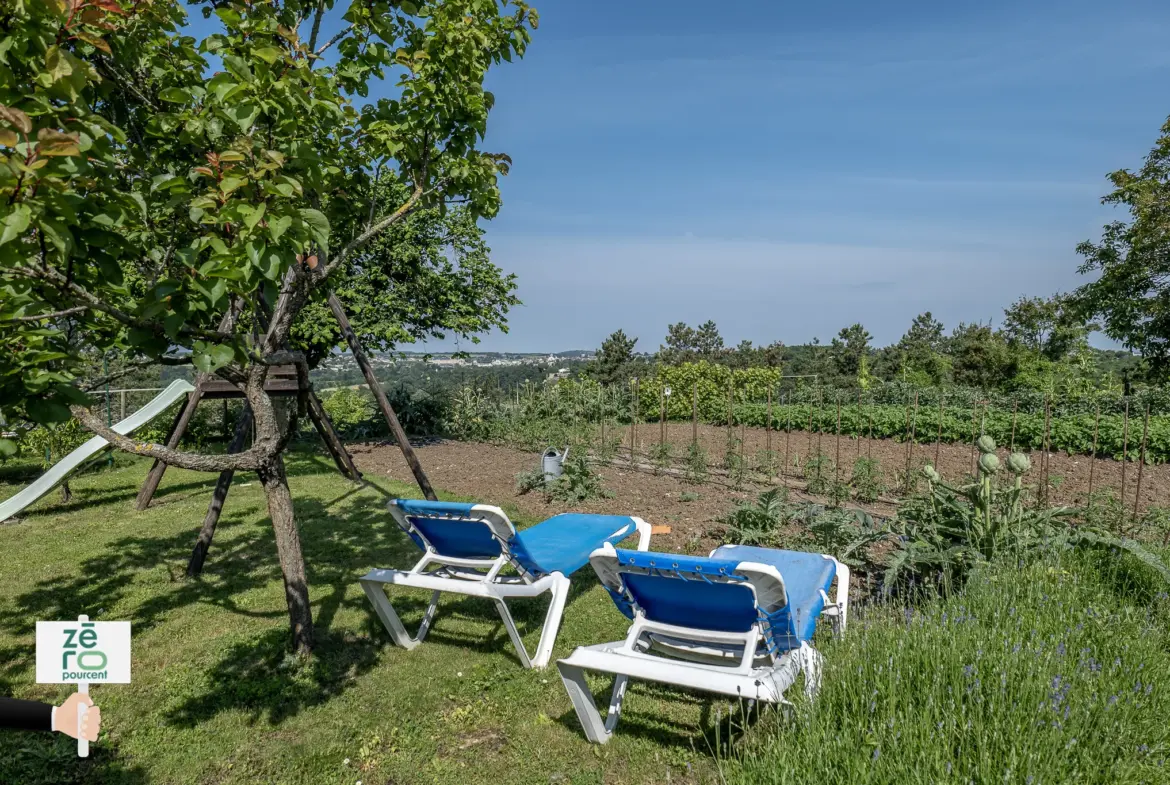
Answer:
[935,393,944,470]
[1133,405,1150,524]
[1087,403,1100,509]
[905,391,919,490]
[1120,399,1130,533]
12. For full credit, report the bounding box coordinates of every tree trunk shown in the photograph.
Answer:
[326,290,437,501]
[187,406,253,577]
[258,453,314,654]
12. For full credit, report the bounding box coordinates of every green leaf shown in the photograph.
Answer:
[268,214,292,241]
[0,438,17,458]
[298,208,330,250]
[158,87,189,103]
[243,202,266,231]
[0,204,31,246]
[26,396,71,425]
[254,46,282,65]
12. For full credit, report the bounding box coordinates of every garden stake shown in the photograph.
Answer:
[599,386,606,454]
[1120,399,1130,534]
[766,387,773,457]
[630,378,638,461]
[1087,403,1100,513]
[867,392,873,460]
[935,393,944,469]
[1133,405,1150,526]
[1042,396,1052,506]
[1010,399,1018,453]
[692,382,698,448]
[905,391,919,493]
[857,389,863,458]
[784,396,792,478]
[970,403,979,476]
[835,394,842,487]
[659,385,666,448]
[816,384,824,460]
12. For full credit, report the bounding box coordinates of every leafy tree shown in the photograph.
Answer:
[1001,294,1089,362]
[0,0,537,652]
[1074,116,1170,379]
[292,181,519,367]
[693,319,724,359]
[829,323,872,380]
[889,311,949,385]
[948,324,1015,390]
[658,321,697,365]
[586,329,637,385]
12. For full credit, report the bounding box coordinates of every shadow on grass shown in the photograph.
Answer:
[0,729,150,785]
[0,454,623,733]
[552,673,766,756]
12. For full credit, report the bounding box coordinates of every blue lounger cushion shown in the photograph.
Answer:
[711,544,836,645]
[512,514,641,576]
[394,499,639,578]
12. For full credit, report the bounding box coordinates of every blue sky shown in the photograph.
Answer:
[418,0,1170,353]
[190,1,1170,353]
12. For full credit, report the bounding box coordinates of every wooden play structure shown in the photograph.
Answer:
[134,290,438,577]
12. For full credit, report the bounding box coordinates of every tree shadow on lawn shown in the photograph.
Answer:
[0,727,151,785]
[1,467,612,732]
[553,674,770,757]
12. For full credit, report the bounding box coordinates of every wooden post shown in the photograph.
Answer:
[660,384,666,448]
[766,387,773,457]
[816,384,824,460]
[187,406,252,577]
[135,385,205,511]
[970,401,979,476]
[631,377,639,460]
[1009,399,1018,453]
[119,389,126,422]
[1133,405,1150,524]
[1041,397,1052,506]
[599,385,606,452]
[856,389,862,458]
[784,395,792,478]
[835,394,842,485]
[866,391,874,460]
[935,392,944,469]
[692,381,698,447]
[222,399,230,440]
[905,391,919,489]
[1087,402,1100,506]
[327,291,436,501]
[1120,399,1130,534]
[307,391,361,481]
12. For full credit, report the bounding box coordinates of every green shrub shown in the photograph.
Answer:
[850,457,885,503]
[321,388,376,437]
[727,551,1170,785]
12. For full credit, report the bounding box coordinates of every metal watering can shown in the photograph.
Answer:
[542,445,569,483]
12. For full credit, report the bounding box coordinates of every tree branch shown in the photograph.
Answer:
[8,265,233,343]
[315,24,353,57]
[319,183,424,279]
[80,355,193,392]
[5,306,88,323]
[307,0,326,52]
[71,405,263,472]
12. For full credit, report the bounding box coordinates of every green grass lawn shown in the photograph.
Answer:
[0,448,721,785]
[5,446,1170,785]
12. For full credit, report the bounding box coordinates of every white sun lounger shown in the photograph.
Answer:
[360,499,652,669]
[556,543,850,743]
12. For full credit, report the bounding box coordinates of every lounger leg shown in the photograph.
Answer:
[834,562,851,634]
[361,580,440,650]
[493,574,570,669]
[557,662,627,745]
[799,643,823,699]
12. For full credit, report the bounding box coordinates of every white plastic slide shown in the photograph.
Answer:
[0,379,196,523]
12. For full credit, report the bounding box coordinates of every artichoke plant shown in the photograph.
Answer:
[872,436,1170,595]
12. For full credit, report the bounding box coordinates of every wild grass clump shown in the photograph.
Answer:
[726,550,1170,784]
